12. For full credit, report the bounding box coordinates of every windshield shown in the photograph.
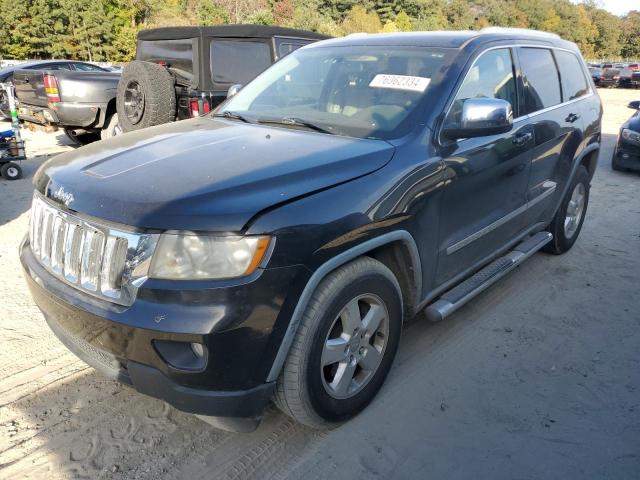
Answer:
[218,45,451,139]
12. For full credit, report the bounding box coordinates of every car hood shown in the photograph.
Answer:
[35,118,395,231]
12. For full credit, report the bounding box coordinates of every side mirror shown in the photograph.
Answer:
[443,98,513,140]
[628,100,640,110]
[227,84,242,99]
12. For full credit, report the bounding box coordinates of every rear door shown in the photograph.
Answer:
[436,47,534,284]
[516,47,586,227]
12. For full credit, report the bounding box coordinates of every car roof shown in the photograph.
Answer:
[308,28,576,50]
[0,59,99,77]
[0,59,74,75]
[138,24,330,41]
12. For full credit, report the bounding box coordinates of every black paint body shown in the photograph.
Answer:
[614,107,640,171]
[21,31,602,419]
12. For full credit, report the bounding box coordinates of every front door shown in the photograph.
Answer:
[435,47,533,284]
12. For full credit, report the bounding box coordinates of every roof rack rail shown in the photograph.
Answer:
[479,27,560,39]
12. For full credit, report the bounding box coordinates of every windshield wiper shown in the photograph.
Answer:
[213,111,250,123]
[257,117,334,135]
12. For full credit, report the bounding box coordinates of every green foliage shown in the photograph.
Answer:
[0,0,639,61]
[341,5,382,34]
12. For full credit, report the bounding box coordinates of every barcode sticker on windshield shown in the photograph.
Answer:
[369,74,431,92]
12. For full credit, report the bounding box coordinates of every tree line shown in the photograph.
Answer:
[1,0,639,62]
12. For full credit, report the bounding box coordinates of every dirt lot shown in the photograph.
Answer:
[1,88,639,480]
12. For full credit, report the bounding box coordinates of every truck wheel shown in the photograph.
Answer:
[116,61,176,132]
[543,165,590,254]
[101,113,122,140]
[64,128,100,146]
[274,257,402,428]
[1,162,22,180]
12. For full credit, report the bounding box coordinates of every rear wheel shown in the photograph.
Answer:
[543,165,590,254]
[1,162,22,180]
[116,61,176,132]
[100,113,122,140]
[274,257,402,428]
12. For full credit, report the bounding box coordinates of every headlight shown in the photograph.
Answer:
[149,234,271,280]
[621,128,640,145]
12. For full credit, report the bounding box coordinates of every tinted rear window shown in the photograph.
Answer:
[555,51,589,101]
[519,48,561,113]
[137,39,194,85]
[210,40,271,85]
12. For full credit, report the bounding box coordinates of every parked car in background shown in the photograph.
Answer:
[21,28,601,432]
[631,71,640,88]
[628,63,640,71]
[613,100,640,171]
[13,67,120,144]
[599,68,631,87]
[589,66,602,86]
[116,25,328,133]
[0,60,104,120]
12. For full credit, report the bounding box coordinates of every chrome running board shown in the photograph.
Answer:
[424,231,553,322]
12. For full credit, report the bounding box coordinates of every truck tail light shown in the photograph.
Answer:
[43,74,60,103]
[190,99,199,117]
[190,98,210,117]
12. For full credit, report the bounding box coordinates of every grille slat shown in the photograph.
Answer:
[28,193,157,305]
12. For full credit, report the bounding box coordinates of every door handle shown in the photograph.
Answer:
[513,132,533,146]
[565,113,580,123]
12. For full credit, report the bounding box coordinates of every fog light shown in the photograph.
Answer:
[191,342,204,358]
[154,340,207,371]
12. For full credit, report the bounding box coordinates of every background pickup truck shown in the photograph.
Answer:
[13,68,120,144]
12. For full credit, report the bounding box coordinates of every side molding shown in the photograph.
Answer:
[266,230,422,382]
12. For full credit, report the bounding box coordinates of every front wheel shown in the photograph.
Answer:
[274,257,402,428]
[543,165,590,254]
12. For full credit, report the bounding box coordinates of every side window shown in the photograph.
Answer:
[210,40,272,85]
[73,63,105,72]
[554,51,589,101]
[518,48,561,113]
[445,48,517,127]
[275,38,309,60]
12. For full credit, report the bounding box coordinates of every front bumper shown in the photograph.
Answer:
[20,238,306,419]
[614,139,640,171]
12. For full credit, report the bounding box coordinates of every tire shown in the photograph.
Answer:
[543,165,590,254]
[64,128,100,146]
[274,256,403,428]
[116,61,176,133]
[1,162,22,180]
[100,113,122,140]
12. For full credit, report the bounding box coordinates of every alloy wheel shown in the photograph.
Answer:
[320,294,389,399]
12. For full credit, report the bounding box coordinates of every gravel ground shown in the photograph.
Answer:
[0,88,638,480]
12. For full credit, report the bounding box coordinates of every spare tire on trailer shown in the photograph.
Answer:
[116,61,176,132]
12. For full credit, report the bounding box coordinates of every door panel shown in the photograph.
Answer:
[435,47,532,284]
[436,122,533,283]
[519,48,587,225]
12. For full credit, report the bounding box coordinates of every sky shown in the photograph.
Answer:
[578,0,634,16]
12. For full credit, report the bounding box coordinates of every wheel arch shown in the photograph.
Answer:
[266,230,422,382]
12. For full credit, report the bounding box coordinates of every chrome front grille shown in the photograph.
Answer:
[29,192,158,306]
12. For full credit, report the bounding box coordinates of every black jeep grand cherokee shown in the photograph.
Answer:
[21,28,602,431]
